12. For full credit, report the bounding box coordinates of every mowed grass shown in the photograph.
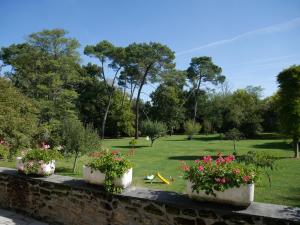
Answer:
[1,134,299,207]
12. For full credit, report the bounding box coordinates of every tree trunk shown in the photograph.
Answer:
[135,83,144,139]
[134,65,152,139]
[193,79,202,122]
[294,138,299,158]
[233,139,236,153]
[72,152,79,173]
[101,94,113,139]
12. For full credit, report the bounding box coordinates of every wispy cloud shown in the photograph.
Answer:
[176,17,300,56]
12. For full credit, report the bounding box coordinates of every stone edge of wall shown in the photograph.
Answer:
[0,167,299,224]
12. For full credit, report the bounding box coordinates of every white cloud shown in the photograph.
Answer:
[176,17,300,56]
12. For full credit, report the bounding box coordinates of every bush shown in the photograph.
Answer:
[184,120,201,140]
[140,120,167,146]
[182,154,258,196]
[62,117,101,172]
[87,150,132,193]
[20,148,62,175]
[0,144,9,160]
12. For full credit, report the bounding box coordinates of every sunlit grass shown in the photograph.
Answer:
[1,134,299,207]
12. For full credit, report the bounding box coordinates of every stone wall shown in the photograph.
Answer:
[0,167,299,225]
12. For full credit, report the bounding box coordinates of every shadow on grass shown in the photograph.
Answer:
[252,141,292,150]
[252,133,288,140]
[112,145,149,149]
[164,136,221,142]
[55,167,76,176]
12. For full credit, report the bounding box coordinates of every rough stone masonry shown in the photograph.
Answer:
[0,167,299,225]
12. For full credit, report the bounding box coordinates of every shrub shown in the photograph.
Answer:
[225,128,243,154]
[238,151,276,187]
[0,143,9,160]
[20,148,62,175]
[62,117,101,172]
[184,120,201,140]
[182,154,258,196]
[140,120,167,146]
[87,150,132,193]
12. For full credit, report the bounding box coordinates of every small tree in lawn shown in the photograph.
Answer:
[62,117,100,172]
[184,120,201,140]
[141,120,167,146]
[225,128,243,155]
[277,65,300,158]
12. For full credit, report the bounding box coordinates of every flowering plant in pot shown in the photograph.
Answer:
[16,144,62,176]
[183,154,258,206]
[84,149,133,194]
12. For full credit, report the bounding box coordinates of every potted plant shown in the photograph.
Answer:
[16,145,61,176]
[183,154,258,206]
[83,150,133,193]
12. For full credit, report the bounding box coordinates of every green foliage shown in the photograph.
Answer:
[184,120,201,140]
[0,78,38,155]
[125,42,175,138]
[0,144,9,160]
[183,155,258,196]
[140,120,167,146]
[238,151,277,187]
[0,29,81,146]
[150,84,185,134]
[129,139,137,148]
[187,56,225,121]
[87,150,132,193]
[277,65,300,158]
[225,128,243,154]
[62,116,100,172]
[21,148,62,175]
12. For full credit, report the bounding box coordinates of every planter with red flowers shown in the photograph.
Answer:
[16,146,62,176]
[83,150,133,194]
[183,154,258,206]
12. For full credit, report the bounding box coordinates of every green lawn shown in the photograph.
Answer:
[1,134,299,207]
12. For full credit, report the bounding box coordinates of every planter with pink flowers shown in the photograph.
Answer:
[182,154,258,206]
[16,148,61,176]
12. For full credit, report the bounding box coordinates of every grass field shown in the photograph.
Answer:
[1,134,299,207]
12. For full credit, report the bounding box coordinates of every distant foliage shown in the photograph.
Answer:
[62,116,100,172]
[0,78,38,157]
[140,120,167,146]
[184,120,201,140]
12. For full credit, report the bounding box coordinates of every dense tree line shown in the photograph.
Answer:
[0,29,299,157]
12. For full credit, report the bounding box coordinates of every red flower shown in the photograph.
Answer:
[182,165,190,171]
[203,156,212,164]
[220,177,226,184]
[111,150,120,155]
[224,155,235,163]
[243,175,250,183]
[198,165,204,171]
[232,169,240,174]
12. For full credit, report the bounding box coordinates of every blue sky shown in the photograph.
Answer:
[1,0,300,100]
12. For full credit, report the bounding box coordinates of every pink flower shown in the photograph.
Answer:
[243,175,250,183]
[232,169,240,175]
[198,165,204,171]
[195,159,201,163]
[224,155,235,163]
[203,156,212,164]
[114,157,122,161]
[215,177,226,184]
[182,165,190,171]
[41,142,50,149]
[216,157,225,165]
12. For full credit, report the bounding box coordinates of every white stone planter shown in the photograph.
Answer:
[16,157,56,176]
[187,180,254,206]
[83,166,132,189]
